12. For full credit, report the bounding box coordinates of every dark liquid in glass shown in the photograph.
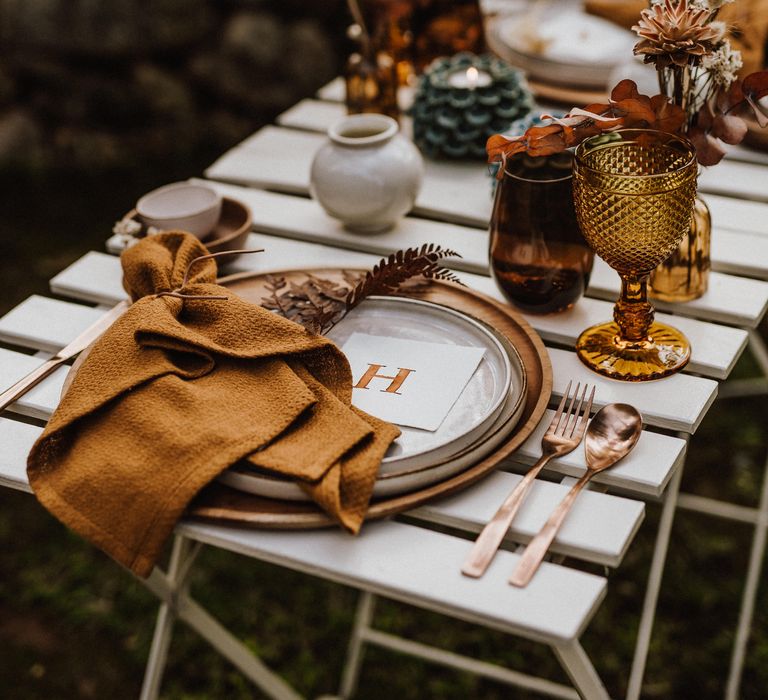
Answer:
[489,152,594,314]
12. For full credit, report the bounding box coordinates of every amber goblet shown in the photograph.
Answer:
[572,129,697,381]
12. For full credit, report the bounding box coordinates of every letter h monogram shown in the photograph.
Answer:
[354,364,416,395]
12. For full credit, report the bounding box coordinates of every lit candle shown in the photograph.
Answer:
[447,66,492,90]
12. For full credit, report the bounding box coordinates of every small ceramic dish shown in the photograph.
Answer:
[136,182,222,239]
[118,196,252,256]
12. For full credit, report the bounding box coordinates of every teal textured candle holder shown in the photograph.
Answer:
[411,52,533,160]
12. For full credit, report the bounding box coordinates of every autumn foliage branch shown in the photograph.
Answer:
[487,72,768,169]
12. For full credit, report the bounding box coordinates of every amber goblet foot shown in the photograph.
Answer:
[572,130,697,381]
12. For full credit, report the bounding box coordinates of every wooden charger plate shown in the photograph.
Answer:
[186,269,553,528]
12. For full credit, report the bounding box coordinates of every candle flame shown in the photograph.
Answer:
[466,66,479,88]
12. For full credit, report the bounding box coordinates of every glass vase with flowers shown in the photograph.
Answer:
[632,0,754,300]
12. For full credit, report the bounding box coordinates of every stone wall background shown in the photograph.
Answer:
[0,0,347,169]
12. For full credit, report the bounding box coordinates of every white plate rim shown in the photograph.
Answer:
[328,296,514,473]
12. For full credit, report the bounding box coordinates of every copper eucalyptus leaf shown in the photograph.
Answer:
[711,113,748,145]
[610,79,642,102]
[742,71,768,102]
[689,128,726,166]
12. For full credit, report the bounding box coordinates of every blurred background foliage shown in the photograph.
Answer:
[0,1,767,699]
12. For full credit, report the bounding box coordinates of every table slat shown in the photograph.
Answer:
[206,125,490,228]
[510,409,685,498]
[0,417,38,492]
[314,79,768,168]
[0,348,67,420]
[0,295,104,353]
[179,518,606,644]
[588,259,768,329]
[410,469,644,567]
[704,192,768,237]
[547,347,716,434]
[82,224,750,380]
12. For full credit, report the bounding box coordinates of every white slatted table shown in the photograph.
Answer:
[1,79,767,700]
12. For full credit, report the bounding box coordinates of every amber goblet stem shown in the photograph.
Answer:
[614,273,655,343]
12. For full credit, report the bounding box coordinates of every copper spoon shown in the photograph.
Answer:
[509,403,643,588]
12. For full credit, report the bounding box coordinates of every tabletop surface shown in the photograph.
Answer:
[1,78,767,648]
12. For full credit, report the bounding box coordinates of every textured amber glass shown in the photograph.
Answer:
[572,130,697,381]
[649,195,711,302]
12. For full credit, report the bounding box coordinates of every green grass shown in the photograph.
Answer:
[0,165,767,698]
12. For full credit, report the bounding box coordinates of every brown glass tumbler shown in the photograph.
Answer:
[489,152,594,314]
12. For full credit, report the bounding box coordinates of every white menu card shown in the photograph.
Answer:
[341,333,486,431]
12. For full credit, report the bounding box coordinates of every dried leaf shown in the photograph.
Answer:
[689,128,727,166]
[742,71,768,103]
[711,113,748,145]
[346,244,464,310]
[260,245,463,335]
[650,95,686,133]
[486,80,685,164]
[611,79,641,102]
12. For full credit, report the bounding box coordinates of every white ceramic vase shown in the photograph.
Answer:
[310,113,424,233]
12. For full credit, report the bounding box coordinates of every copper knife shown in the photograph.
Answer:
[0,300,129,413]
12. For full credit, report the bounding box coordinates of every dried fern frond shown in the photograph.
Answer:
[261,244,463,334]
[346,244,464,310]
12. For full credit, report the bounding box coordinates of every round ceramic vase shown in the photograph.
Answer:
[310,113,424,233]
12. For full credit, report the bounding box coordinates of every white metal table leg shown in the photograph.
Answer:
[553,640,610,700]
[725,450,768,699]
[137,533,303,700]
[626,448,685,700]
[725,329,768,699]
[339,591,376,699]
[174,593,303,700]
[140,535,196,700]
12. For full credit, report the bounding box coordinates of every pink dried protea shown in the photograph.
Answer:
[633,0,724,68]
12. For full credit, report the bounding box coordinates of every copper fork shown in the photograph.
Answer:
[461,381,595,578]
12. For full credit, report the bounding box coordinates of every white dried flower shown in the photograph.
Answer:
[702,41,743,86]
[113,217,142,238]
[708,20,727,42]
[706,0,735,10]
[670,0,733,11]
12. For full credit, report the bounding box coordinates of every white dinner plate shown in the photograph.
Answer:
[218,302,528,501]
[486,9,637,89]
[334,297,513,473]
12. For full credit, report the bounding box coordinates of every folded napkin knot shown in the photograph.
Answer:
[154,249,262,302]
[28,231,399,578]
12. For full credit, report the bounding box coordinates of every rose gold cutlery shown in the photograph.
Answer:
[0,300,129,414]
[462,381,594,578]
[509,402,643,588]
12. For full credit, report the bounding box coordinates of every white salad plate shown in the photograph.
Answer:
[218,297,527,501]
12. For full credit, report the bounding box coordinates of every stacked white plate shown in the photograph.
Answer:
[219,297,528,500]
[486,6,637,90]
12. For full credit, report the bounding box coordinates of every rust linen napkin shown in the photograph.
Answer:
[27,232,399,577]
